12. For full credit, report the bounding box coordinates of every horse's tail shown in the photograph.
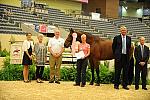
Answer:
[129,45,134,60]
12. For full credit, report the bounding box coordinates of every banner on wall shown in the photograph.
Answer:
[39,24,47,33]
[34,24,56,33]
[91,12,100,20]
[47,25,55,33]
[35,24,39,32]
[10,44,23,64]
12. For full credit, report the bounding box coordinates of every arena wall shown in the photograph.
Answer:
[82,0,119,18]
[35,0,82,12]
[84,0,106,17]
[0,0,81,12]
[0,0,21,7]
[106,0,119,18]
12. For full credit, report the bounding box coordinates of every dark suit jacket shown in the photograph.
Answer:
[134,45,149,65]
[112,35,131,61]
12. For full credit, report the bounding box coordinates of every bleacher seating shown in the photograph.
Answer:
[0,4,48,24]
[47,8,97,34]
[0,4,97,35]
[143,19,150,27]
[110,17,150,42]
[0,3,150,42]
[0,17,27,34]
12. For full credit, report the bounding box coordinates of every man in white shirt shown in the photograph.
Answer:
[48,29,64,84]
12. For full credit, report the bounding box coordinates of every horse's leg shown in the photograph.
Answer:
[95,61,100,86]
[90,66,95,85]
[89,58,95,85]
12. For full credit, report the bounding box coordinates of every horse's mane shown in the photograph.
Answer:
[69,28,106,43]
[75,30,105,41]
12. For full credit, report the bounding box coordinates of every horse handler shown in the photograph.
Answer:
[73,34,90,87]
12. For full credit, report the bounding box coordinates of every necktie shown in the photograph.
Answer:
[141,45,144,58]
[122,37,126,54]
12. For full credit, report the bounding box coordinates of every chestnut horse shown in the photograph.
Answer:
[64,29,134,86]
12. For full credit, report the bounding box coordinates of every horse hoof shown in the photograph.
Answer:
[95,83,100,86]
[89,82,94,85]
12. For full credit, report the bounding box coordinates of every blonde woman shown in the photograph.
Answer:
[34,34,47,83]
[74,34,90,87]
[22,33,34,83]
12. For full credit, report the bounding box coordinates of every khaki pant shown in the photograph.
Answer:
[49,54,62,81]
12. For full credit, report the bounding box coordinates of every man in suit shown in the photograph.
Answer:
[134,37,149,90]
[112,26,131,90]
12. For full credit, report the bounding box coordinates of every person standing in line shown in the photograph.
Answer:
[134,37,149,90]
[22,33,34,83]
[73,34,90,87]
[34,34,47,83]
[112,26,131,90]
[48,29,64,84]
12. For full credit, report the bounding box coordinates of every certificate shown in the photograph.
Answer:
[75,50,85,59]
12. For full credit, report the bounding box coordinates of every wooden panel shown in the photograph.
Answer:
[35,0,82,12]
[106,0,119,18]
[83,0,106,17]
[82,0,119,18]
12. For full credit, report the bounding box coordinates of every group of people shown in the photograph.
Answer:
[22,28,90,87]
[112,26,149,90]
[22,26,149,90]
[22,29,64,84]
[73,25,149,89]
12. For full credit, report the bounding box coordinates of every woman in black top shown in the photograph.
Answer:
[22,33,34,83]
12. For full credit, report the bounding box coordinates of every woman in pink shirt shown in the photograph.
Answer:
[74,34,90,87]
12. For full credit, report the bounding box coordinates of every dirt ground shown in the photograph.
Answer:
[0,81,150,100]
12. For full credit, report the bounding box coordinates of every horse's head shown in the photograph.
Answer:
[64,28,74,48]
[64,28,82,48]
[64,28,95,48]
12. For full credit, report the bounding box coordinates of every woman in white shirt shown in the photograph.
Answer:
[22,33,34,83]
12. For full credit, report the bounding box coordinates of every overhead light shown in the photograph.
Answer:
[136,8,142,14]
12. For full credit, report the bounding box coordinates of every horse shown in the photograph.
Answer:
[64,28,134,86]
